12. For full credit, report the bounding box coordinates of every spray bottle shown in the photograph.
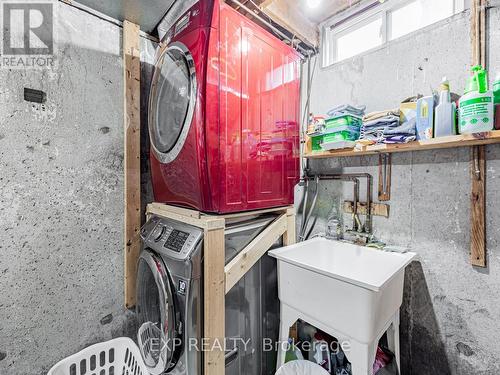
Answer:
[434,77,456,137]
[459,65,494,133]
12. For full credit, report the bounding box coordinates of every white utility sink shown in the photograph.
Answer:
[269,238,417,374]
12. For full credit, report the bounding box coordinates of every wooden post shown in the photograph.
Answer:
[123,20,142,307]
[283,207,296,246]
[224,214,289,292]
[204,225,226,375]
[142,204,294,374]
[471,146,486,266]
[470,0,487,267]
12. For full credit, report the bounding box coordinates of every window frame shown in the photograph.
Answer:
[321,0,466,68]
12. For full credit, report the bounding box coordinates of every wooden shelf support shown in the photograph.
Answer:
[123,20,141,308]
[142,204,296,375]
[225,213,288,292]
[304,131,500,159]
[469,0,487,267]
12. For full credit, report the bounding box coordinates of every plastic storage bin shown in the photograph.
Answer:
[47,338,148,375]
[325,115,363,129]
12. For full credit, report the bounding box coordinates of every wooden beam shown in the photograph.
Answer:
[470,0,487,267]
[123,20,141,308]
[471,146,486,266]
[212,205,292,220]
[204,226,226,375]
[283,207,296,246]
[343,201,390,218]
[147,203,226,230]
[225,213,288,292]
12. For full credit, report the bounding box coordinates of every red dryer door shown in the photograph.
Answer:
[149,42,197,165]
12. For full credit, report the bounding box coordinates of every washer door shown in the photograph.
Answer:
[136,250,179,375]
[149,42,197,164]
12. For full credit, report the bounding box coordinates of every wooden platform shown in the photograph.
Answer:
[304,131,500,159]
[125,203,296,375]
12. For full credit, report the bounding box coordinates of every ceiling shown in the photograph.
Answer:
[72,0,362,45]
[73,0,176,32]
[295,0,363,24]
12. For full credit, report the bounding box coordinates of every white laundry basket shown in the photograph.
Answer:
[275,361,330,375]
[47,337,149,375]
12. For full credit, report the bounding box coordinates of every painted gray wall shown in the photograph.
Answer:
[302,7,500,375]
[0,3,155,374]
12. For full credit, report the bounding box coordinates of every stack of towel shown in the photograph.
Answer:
[327,104,366,119]
[360,109,417,144]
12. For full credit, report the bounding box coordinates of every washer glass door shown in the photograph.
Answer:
[149,42,197,164]
[136,250,178,374]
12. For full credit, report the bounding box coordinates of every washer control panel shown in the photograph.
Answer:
[164,229,190,252]
[141,216,203,260]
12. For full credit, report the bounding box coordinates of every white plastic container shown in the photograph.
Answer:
[47,337,149,375]
[276,360,330,375]
[434,78,456,137]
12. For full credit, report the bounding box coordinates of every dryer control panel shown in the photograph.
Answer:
[141,216,203,260]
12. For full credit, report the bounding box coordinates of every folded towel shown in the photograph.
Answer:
[363,109,400,122]
[360,114,417,144]
[363,115,400,129]
[327,104,366,118]
[384,135,416,143]
[383,118,416,136]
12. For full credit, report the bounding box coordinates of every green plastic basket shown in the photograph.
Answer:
[325,115,362,130]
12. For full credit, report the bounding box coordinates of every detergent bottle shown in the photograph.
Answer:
[459,65,494,133]
[434,77,456,137]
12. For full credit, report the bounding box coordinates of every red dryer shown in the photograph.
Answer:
[148,0,301,213]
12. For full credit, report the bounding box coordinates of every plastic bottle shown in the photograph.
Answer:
[308,333,331,373]
[494,73,500,130]
[326,204,343,240]
[434,77,456,137]
[416,96,435,139]
[459,65,494,133]
[284,338,304,363]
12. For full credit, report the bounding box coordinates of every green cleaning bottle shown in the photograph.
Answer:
[494,73,500,130]
[434,77,456,137]
[459,65,494,134]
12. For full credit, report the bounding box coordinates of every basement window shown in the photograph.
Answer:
[321,0,465,67]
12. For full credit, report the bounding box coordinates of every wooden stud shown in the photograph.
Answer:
[378,154,392,201]
[123,20,141,308]
[469,0,487,267]
[225,214,288,292]
[343,201,390,219]
[146,203,225,231]
[471,146,486,267]
[204,225,226,375]
[283,207,297,246]
[212,205,292,220]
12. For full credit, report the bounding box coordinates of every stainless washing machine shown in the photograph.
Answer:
[136,214,280,375]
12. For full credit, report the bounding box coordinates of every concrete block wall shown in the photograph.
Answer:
[0,3,154,374]
[302,7,500,374]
